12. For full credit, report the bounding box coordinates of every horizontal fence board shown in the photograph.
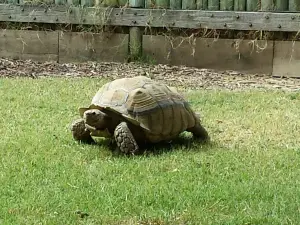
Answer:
[169,37,273,74]
[143,35,171,64]
[1,4,300,31]
[0,29,58,61]
[59,32,128,63]
[273,41,300,78]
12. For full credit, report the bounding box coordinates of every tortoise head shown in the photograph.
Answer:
[83,109,110,130]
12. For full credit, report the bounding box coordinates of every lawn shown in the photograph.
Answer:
[0,77,300,225]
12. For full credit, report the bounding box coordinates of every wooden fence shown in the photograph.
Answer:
[0,0,299,11]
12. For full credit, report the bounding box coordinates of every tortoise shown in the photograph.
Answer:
[70,76,209,154]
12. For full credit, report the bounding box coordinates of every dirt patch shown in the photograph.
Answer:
[1,58,300,91]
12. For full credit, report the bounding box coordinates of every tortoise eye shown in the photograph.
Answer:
[92,111,96,115]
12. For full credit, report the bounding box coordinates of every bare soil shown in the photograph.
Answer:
[1,58,300,91]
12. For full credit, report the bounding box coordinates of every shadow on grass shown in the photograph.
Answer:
[72,132,223,159]
[109,134,219,157]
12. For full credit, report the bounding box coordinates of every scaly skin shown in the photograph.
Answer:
[70,118,95,144]
[114,122,139,154]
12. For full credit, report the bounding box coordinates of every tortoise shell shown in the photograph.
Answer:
[79,76,198,143]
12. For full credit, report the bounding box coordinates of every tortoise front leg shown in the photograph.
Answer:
[70,118,95,144]
[187,123,209,141]
[114,122,139,154]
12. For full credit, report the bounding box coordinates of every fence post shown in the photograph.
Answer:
[129,0,144,60]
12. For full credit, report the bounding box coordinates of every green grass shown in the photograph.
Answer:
[0,77,300,225]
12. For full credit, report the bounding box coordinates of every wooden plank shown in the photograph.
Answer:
[6,0,18,4]
[99,0,121,6]
[143,35,171,64]
[220,0,233,10]
[156,0,169,8]
[234,0,245,11]
[59,32,128,63]
[272,41,300,78]
[261,0,273,11]
[145,0,155,8]
[289,0,300,11]
[129,0,144,7]
[182,0,196,9]
[55,0,66,5]
[169,37,274,74]
[246,0,259,11]
[0,30,58,62]
[208,0,219,10]
[67,0,80,5]
[81,0,94,6]
[275,0,288,11]
[170,0,181,9]
[2,5,300,32]
[196,0,207,9]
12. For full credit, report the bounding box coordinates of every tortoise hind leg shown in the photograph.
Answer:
[187,122,210,141]
[114,122,139,154]
[70,118,95,144]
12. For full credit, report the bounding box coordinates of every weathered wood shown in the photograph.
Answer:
[182,0,196,9]
[0,30,58,62]
[170,37,273,74]
[55,0,66,5]
[272,41,300,78]
[220,0,233,10]
[68,0,80,5]
[6,0,18,4]
[275,0,288,11]
[129,0,143,60]
[196,0,207,9]
[81,0,94,6]
[156,0,169,8]
[208,0,219,10]
[170,0,181,9]
[118,0,128,6]
[2,5,300,32]
[234,0,245,11]
[145,0,154,8]
[246,0,259,11]
[289,0,300,11]
[59,32,128,63]
[261,0,273,11]
[19,0,55,4]
[129,0,144,7]
[97,0,119,6]
[143,35,171,64]
[129,27,142,59]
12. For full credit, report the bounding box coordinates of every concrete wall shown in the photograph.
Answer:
[0,30,299,77]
